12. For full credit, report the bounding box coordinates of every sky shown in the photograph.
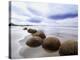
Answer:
[11,1,78,26]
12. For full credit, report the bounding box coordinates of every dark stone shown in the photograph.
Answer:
[32,31,46,39]
[27,28,37,34]
[26,36,43,47]
[59,40,78,56]
[23,27,27,30]
[42,37,61,52]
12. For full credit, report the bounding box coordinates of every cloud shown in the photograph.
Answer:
[48,13,78,19]
[27,19,42,23]
[11,2,78,25]
[48,4,78,15]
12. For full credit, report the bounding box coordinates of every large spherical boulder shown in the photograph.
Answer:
[23,27,27,30]
[42,37,61,52]
[59,40,78,56]
[32,31,46,39]
[26,36,43,47]
[27,28,37,34]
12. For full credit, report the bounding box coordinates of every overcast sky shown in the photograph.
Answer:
[11,2,78,26]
